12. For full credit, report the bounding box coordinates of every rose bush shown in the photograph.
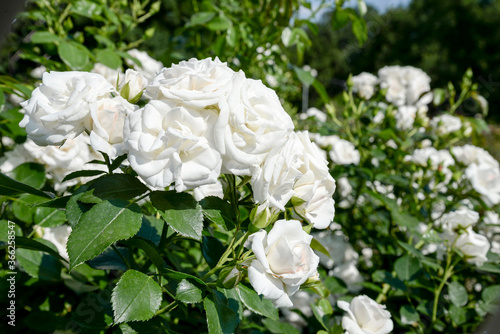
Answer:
[1,1,499,333]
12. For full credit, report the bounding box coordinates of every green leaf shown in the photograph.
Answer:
[89,174,149,200]
[72,0,103,18]
[236,284,279,320]
[207,16,231,31]
[34,207,66,227]
[203,292,239,334]
[62,170,106,182]
[448,281,468,307]
[176,278,204,304]
[482,285,500,305]
[15,236,67,261]
[150,191,204,241]
[0,172,52,198]
[324,276,349,294]
[293,66,315,86]
[95,49,122,69]
[310,238,331,258]
[186,12,216,27]
[200,196,236,231]
[67,200,143,270]
[449,305,467,326]
[332,9,351,30]
[17,247,61,280]
[202,236,225,269]
[121,236,167,273]
[112,270,162,324]
[262,318,301,334]
[394,255,420,281]
[58,41,90,70]
[65,188,93,227]
[352,17,368,46]
[310,301,329,331]
[312,79,330,104]
[86,247,130,271]
[400,305,420,325]
[31,31,62,44]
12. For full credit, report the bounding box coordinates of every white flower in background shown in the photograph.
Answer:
[312,231,358,270]
[292,132,336,229]
[1,135,105,193]
[20,71,116,146]
[265,73,278,87]
[299,107,327,122]
[42,225,72,261]
[431,114,462,135]
[352,72,378,99]
[405,147,454,169]
[146,57,235,108]
[125,99,222,192]
[215,72,294,175]
[437,207,480,231]
[329,138,361,165]
[86,96,136,157]
[454,228,490,266]
[338,295,393,334]
[30,65,47,79]
[337,177,353,198]
[395,105,417,130]
[280,290,314,327]
[378,65,431,106]
[126,49,164,81]
[332,262,364,292]
[451,144,499,168]
[247,219,320,307]
[480,211,500,239]
[308,133,339,148]
[465,163,500,206]
[372,109,385,124]
[193,180,224,201]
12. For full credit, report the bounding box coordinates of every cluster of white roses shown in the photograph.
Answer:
[19,57,336,230]
[18,56,338,308]
[352,65,433,131]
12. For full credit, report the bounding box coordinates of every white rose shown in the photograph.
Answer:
[293,132,336,229]
[405,147,454,169]
[125,99,222,192]
[431,114,462,135]
[20,71,116,146]
[251,132,303,211]
[126,49,164,81]
[338,295,393,334]
[86,96,136,157]
[299,107,327,122]
[329,139,361,165]
[438,207,479,231]
[395,105,417,130]
[215,72,294,175]
[30,65,47,79]
[337,177,353,198]
[378,65,431,106]
[193,180,224,201]
[451,144,499,168]
[42,225,72,261]
[352,72,378,99]
[145,57,235,108]
[454,228,490,267]
[247,219,320,307]
[465,163,500,206]
[332,262,364,293]
[119,69,148,100]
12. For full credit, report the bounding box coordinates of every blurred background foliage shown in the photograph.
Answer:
[306,0,500,122]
